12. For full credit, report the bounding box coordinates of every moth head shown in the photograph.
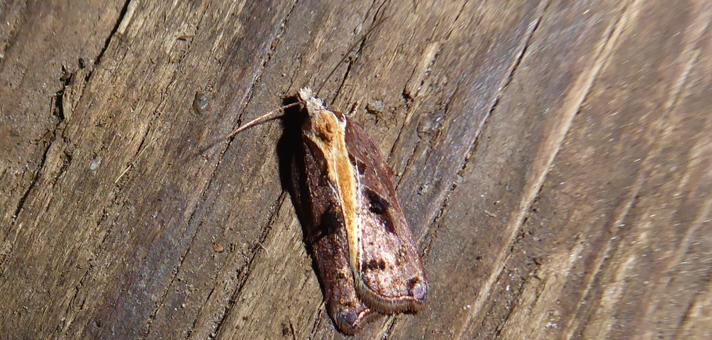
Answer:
[298,87,323,113]
[298,87,346,143]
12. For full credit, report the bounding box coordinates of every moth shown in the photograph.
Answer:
[221,88,427,334]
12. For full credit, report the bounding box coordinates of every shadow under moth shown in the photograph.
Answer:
[222,88,427,334]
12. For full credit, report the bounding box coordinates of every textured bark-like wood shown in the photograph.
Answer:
[0,0,710,339]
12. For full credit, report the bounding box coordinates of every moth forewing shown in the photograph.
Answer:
[297,88,428,318]
[344,121,428,314]
[290,139,375,335]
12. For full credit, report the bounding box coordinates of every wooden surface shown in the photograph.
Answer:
[1,0,711,339]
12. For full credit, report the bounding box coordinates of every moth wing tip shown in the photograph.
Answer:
[412,279,428,303]
[329,304,377,335]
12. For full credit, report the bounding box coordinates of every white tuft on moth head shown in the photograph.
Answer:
[298,87,326,112]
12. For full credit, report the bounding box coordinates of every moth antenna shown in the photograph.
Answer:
[224,102,300,139]
[200,101,301,154]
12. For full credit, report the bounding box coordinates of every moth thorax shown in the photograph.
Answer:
[305,109,344,144]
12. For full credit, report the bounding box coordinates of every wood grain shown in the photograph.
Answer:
[0,0,710,339]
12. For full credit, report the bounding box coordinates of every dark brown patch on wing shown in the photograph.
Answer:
[366,188,388,214]
[365,258,387,272]
[364,188,395,234]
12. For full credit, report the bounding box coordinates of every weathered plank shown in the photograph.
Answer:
[0,0,125,248]
[393,0,630,338]
[411,0,712,339]
[2,0,300,338]
[0,1,127,337]
[489,0,712,339]
[0,0,710,339]
[218,1,548,338]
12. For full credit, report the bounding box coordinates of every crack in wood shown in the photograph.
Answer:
[319,0,388,101]
[420,0,550,275]
[306,301,326,339]
[673,269,712,338]
[51,0,204,335]
[24,10,139,295]
[93,0,133,76]
[7,65,73,227]
[564,177,644,339]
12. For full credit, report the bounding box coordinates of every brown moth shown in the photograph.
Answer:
[288,88,427,334]
[216,87,427,334]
